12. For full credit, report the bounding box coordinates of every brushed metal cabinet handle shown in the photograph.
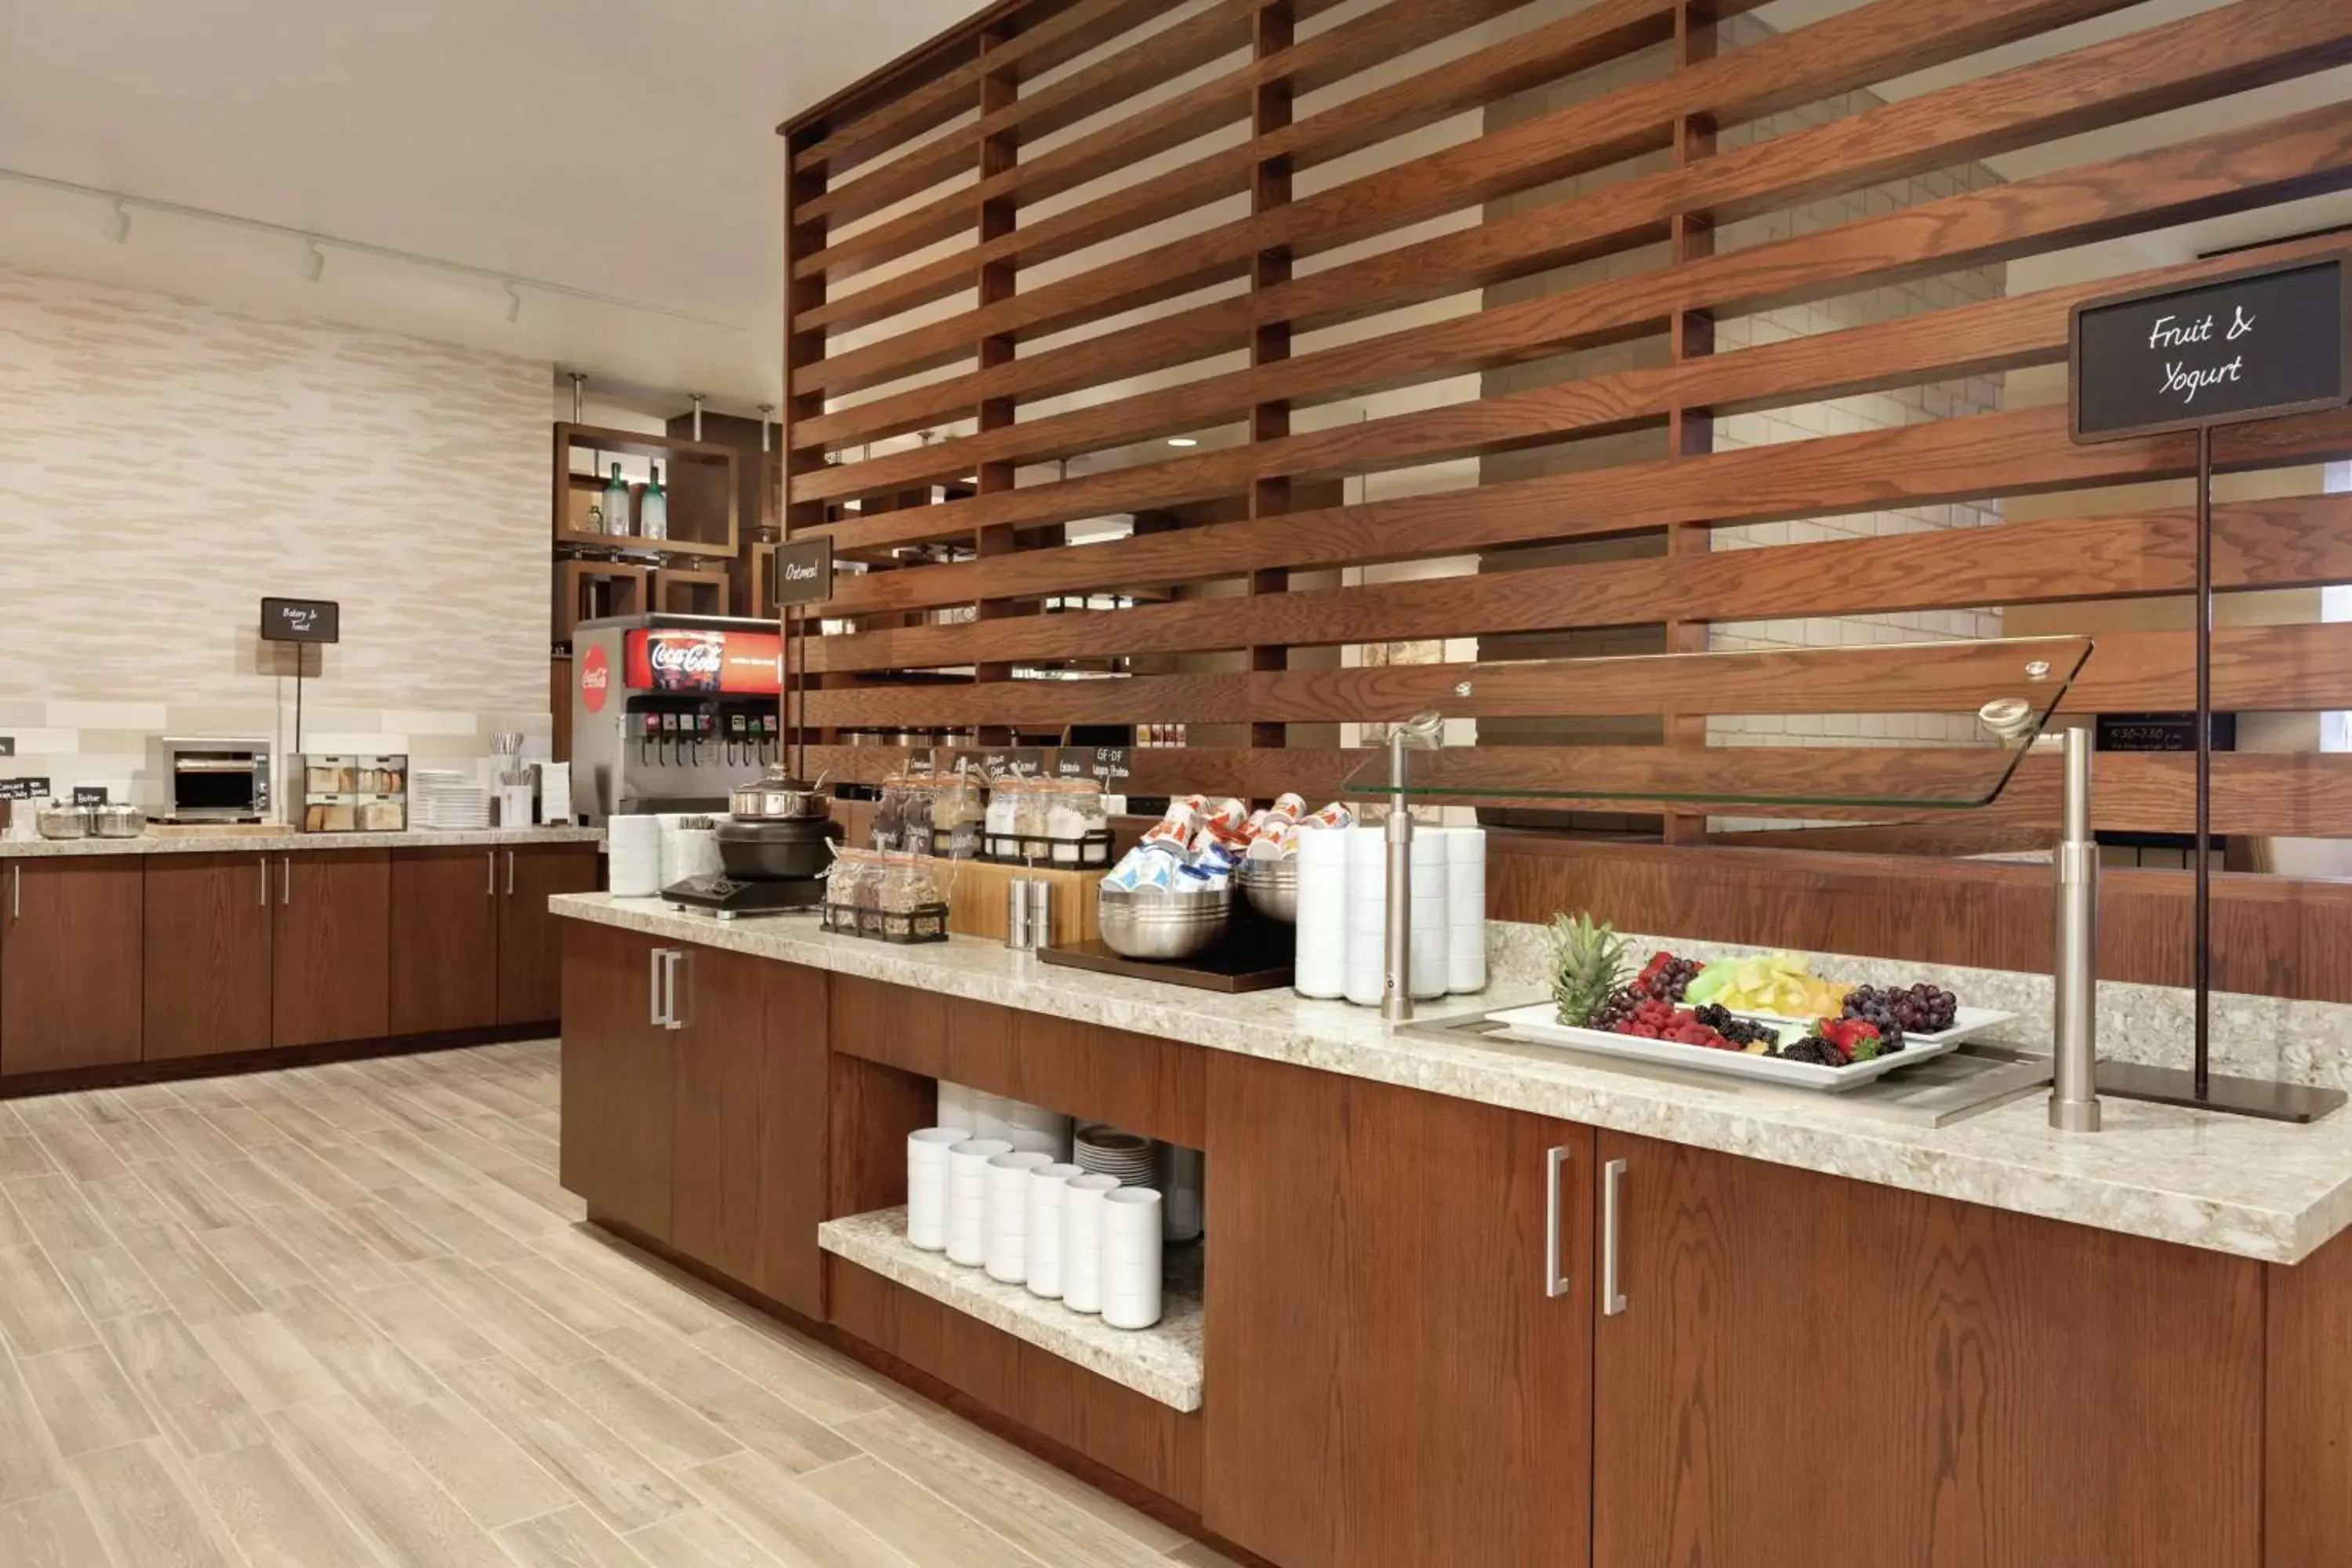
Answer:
[260,856,268,906]
[662,949,686,1031]
[649,948,668,1028]
[1601,1157,1629,1318]
[281,855,292,906]
[9,865,17,920]
[506,849,515,897]
[487,849,496,897]
[1544,1145,1572,1299]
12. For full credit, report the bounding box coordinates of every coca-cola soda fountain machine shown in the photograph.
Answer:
[569,614,785,825]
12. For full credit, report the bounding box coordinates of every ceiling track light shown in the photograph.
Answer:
[503,281,522,322]
[299,240,325,282]
[105,200,130,244]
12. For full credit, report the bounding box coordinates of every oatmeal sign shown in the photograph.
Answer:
[2071,254,2348,443]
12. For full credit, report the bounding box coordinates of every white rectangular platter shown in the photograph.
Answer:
[1481,1002,1978,1092]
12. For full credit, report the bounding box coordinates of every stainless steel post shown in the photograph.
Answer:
[1381,729,1413,1024]
[2050,721,2101,1132]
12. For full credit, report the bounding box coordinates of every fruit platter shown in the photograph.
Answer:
[1485,916,2015,1091]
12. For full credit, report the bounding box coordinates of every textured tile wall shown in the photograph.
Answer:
[0,266,550,806]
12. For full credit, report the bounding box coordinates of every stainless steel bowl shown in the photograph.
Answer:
[1237,858,1298,924]
[35,805,89,840]
[88,804,146,838]
[1097,885,1232,961]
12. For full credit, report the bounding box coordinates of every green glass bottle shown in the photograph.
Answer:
[603,462,630,536]
[641,460,668,541]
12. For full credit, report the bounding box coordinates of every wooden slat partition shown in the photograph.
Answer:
[781,0,2352,856]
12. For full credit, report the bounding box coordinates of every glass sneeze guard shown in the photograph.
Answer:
[1341,635,2095,814]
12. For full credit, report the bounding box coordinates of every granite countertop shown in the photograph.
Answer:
[0,826,603,858]
[554,892,2352,1266]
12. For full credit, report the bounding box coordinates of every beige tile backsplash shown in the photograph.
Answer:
[0,265,552,808]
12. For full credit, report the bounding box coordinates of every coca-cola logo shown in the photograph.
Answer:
[648,638,724,673]
[580,645,611,714]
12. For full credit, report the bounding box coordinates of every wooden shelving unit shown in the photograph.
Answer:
[551,421,741,648]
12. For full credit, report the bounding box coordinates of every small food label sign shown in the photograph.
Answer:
[774,539,834,609]
[260,597,340,644]
[0,778,50,801]
[2071,254,2350,442]
[71,786,109,807]
[1091,746,1131,783]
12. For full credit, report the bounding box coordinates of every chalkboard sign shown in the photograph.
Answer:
[2096,712,2238,753]
[1052,751,1090,779]
[0,778,51,801]
[905,747,935,777]
[2071,255,2350,442]
[1091,746,1132,783]
[260,597,340,644]
[773,539,834,609]
[70,786,109,807]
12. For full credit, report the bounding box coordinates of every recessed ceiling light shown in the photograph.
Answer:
[1167,437,1198,448]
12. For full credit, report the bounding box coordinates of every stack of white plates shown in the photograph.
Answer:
[985,1151,1054,1283]
[608,816,661,898]
[412,770,490,830]
[1075,1127,1156,1186]
[1100,1188,1165,1330]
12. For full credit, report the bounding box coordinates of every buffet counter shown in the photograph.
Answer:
[555,892,2352,1265]
[0,824,602,856]
[552,892,2352,1568]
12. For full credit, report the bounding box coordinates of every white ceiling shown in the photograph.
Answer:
[0,0,974,409]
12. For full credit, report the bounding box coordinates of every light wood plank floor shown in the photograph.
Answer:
[0,1042,1233,1568]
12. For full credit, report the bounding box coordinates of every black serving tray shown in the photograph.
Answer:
[1038,925,1294,993]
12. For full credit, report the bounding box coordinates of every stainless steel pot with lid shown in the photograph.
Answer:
[88,804,146,839]
[728,763,832,822]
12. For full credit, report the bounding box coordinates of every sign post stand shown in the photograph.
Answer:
[259,597,340,753]
[773,539,835,785]
[2070,252,2350,1122]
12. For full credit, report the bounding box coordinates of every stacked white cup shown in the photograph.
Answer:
[1292,826,1351,1000]
[946,1138,1011,1267]
[1099,1188,1166,1330]
[1446,826,1488,993]
[1410,829,1449,1000]
[1058,1173,1121,1314]
[1341,827,1388,1007]
[985,1152,1054,1283]
[904,1128,964,1251]
[1024,1162,1083,1299]
[607,816,662,897]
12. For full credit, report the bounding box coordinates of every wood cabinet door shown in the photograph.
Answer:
[753,960,829,1318]
[498,843,601,1025]
[669,945,770,1283]
[143,853,273,1062]
[271,849,390,1048]
[1203,1053,1593,1568]
[1590,1132,2264,1568]
[559,920,672,1242]
[388,847,499,1036]
[0,856,144,1075]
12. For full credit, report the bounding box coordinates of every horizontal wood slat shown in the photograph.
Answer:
[804,416,2352,673]
[798,2,2352,503]
[799,621,2352,728]
[795,0,2139,395]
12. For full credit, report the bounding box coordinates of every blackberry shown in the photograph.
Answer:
[1775,1037,1842,1066]
[1693,1004,1775,1050]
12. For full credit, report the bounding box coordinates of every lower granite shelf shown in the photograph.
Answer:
[818,1207,1203,1413]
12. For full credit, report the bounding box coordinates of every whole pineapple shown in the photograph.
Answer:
[1550,913,1628,1028]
